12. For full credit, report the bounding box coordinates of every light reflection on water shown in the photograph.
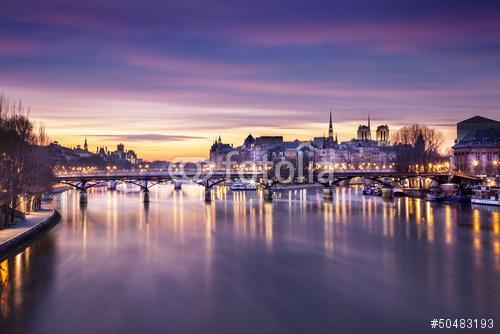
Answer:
[0,184,499,334]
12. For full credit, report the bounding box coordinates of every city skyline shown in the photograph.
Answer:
[2,0,500,159]
[46,112,425,162]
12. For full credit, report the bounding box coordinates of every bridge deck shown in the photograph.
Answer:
[52,170,467,182]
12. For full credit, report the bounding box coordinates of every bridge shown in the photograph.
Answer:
[52,169,481,203]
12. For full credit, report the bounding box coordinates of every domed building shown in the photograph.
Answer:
[243,133,255,148]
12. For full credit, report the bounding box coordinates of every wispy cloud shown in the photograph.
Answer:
[2,0,500,160]
[87,134,206,142]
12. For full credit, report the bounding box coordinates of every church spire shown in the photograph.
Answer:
[328,107,334,138]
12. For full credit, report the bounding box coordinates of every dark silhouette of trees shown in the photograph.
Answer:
[1,94,52,226]
[391,124,444,172]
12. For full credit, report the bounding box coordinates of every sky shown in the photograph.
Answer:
[1,0,500,160]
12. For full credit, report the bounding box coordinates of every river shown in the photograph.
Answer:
[0,184,499,333]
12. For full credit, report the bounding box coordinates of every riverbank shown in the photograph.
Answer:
[0,204,61,260]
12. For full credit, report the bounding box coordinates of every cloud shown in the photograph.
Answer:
[86,134,206,142]
[2,0,500,161]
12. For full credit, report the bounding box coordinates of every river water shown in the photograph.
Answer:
[0,185,499,333]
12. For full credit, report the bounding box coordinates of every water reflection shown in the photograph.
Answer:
[1,237,56,333]
[0,185,499,334]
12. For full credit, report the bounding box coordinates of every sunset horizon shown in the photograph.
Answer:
[2,0,499,160]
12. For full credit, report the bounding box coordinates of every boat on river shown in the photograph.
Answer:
[471,186,500,206]
[393,187,404,197]
[426,193,446,202]
[231,179,257,191]
[362,186,373,195]
[362,185,382,196]
[441,183,472,203]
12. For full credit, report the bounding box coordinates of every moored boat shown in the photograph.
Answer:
[440,183,472,203]
[231,179,257,191]
[471,186,500,206]
[393,187,404,197]
[362,186,373,195]
[426,193,446,201]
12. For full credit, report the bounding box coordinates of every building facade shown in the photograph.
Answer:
[453,116,500,176]
[49,139,143,168]
[209,112,396,170]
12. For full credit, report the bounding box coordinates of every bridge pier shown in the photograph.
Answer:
[174,180,182,190]
[263,180,274,202]
[204,188,212,202]
[264,188,273,202]
[322,187,333,200]
[108,180,118,190]
[79,189,88,204]
[381,187,394,199]
[143,189,150,203]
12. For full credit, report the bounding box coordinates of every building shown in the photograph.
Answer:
[252,136,283,162]
[376,125,390,146]
[73,145,93,158]
[126,150,138,165]
[453,116,500,176]
[208,110,396,170]
[357,115,371,141]
[49,139,142,169]
[209,136,235,168]
[456,115,500,142]
[312,111,339,164]
[324,110,338,148]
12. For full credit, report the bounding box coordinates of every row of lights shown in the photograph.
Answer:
[53,166,98,175]
[409,162,451,173]
[316,162,397,170]
[55,160,469,175]
[472,160,498,167]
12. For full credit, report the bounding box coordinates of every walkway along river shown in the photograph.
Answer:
[0,184,498,334]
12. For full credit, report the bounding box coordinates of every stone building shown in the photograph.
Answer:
[209,111,396,170]
[357,115,372,141]
[453,116,500,176]
[209,136,235,168]
[376,125,390,146]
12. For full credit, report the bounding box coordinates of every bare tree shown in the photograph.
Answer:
[391,124,444,172]
[0,94,53,226]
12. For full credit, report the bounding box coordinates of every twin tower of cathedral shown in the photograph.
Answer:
[326,110,390,146]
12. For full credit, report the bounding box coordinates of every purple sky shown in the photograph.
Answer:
[1,0,500,159]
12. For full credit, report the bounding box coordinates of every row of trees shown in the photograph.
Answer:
[0,95,53,226]
[391,124,445,172]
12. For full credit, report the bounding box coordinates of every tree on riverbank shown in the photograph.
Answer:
[391,124,444,172]
[0,94,52,226]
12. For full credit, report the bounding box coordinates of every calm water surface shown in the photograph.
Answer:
[1,185,499,334]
